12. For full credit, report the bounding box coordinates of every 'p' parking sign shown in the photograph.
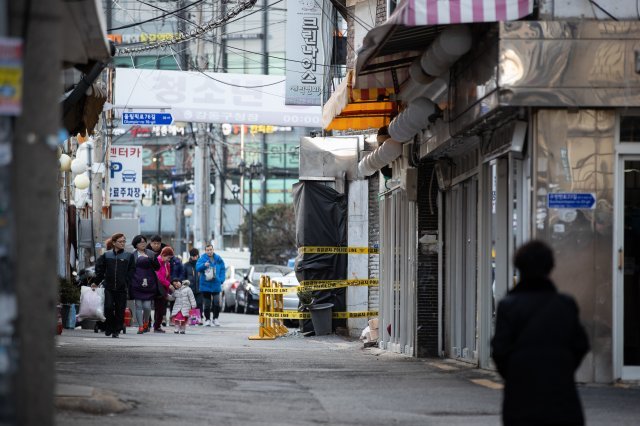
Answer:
[109,145,143,201]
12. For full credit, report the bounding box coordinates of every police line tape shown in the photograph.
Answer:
[259,310,378,320]
[261,279,379,294]
[297,246,380,255]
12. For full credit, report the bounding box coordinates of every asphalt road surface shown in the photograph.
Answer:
[55,312,640,425]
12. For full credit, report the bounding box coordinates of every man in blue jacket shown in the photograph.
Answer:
[196,244,226,326]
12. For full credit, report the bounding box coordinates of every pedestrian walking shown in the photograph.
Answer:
[93,232,134,338]
[182,248,202,324]
[166,278,196,334]
[196,244,226,327]
[153,246,175,333]
[491,240,590,426]
[146,234,166,256]
[130,235,160,334]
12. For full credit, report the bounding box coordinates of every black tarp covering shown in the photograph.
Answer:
[292,181,347,332]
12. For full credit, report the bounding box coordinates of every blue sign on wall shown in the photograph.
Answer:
[547,193,596,209]
[122,112,173,125]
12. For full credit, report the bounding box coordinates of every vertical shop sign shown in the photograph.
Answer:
[0,37,23,116]
[285,0,325,105]
[109,145,143,200]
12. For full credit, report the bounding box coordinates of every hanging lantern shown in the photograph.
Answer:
[74,173,90,190]
[59,154,72,172]
[70,158,88,174]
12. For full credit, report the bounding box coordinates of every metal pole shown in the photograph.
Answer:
[249,173,253,258]
[185,216,190,251]
[174,149,184,253]
[239,125,245,248]
[156,155,161,236]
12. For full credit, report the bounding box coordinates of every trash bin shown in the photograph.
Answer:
[308,303,334,336]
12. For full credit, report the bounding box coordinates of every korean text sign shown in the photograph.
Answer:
[109,145,143,201]
[285,0,327,106]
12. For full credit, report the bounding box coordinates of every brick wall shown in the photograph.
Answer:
[416,160,440,357]
[368,172,380,310]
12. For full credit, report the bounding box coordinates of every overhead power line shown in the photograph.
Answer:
[108,0,205,31]
[117,0,259,54]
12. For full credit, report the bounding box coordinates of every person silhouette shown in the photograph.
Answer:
[491,240,590,426]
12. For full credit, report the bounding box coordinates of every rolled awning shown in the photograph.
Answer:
[355,0,534,89]
[323,70,397,131]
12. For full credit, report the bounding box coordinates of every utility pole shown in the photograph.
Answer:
[193,2,211,249]
[213,127,224,249]
[173,148,184,253]
[193,123,210,249]
[175,1,188,255]
[91,133,104,251]
[261,0,269,207]
[10,0,62,424]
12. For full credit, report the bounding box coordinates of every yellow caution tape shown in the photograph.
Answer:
[298,279,379,291]
[332,310,378,319]
[261,287,296,294]
[261,279,379,293]
[260,311,310,319]
[259,310,378,320]
[298,246,380,255]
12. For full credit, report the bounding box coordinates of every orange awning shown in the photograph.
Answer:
[322,70,396,131]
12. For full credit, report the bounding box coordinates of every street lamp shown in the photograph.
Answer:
[239,161,263,256]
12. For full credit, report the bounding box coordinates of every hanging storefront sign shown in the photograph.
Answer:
[114,68,321,127]
[285,0,329,106]
[0,37,23,116]
[109,145,143,201]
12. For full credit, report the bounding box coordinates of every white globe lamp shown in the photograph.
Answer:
[73,173,90,190]
[183,208,193,218]
[59,154,72,172]
[70,158,88,174]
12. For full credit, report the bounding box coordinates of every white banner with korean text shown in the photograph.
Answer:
[285,0,328,106]
[113,68,322,127]
[109,145,143,201]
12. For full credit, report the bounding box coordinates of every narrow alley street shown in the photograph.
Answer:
[55,313,640,426]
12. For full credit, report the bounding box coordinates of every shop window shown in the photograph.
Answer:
[621,116,640,142]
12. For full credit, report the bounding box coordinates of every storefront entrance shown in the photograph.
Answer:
[445,178,478,362]
[616,157,640,379]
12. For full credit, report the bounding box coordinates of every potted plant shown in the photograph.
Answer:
[58,277,80,329]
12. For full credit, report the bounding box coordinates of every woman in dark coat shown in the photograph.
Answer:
[130,235,160,334]
[491,240,590,426]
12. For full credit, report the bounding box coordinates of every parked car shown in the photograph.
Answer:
[221,269,247,313]
[235,264,292,314]
[279,271,301,327]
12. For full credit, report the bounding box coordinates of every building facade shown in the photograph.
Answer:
[322,0,640,382]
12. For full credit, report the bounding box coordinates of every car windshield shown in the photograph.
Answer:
[252,271,283,282]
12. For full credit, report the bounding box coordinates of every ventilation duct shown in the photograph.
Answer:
[400,25,472,103]
[357,139,402,177]
[357,25,472,178]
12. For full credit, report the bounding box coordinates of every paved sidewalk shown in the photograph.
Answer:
[55,313,640,425]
